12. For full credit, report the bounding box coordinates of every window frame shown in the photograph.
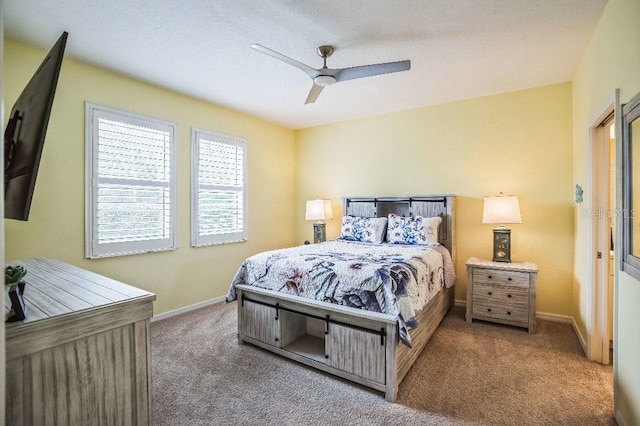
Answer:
[85,102,178,259]
[622,90,640,280]
[191,128,248,247]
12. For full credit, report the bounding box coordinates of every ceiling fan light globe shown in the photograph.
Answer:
[314,75,336,87]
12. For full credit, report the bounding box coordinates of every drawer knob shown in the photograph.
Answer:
[488,275,493,279]
[275,338,279,342]
[488,291,492,295]
[487,308,492,312]
[508,277,512,281]
[325,354,329,359]
[507,294,512,298]
[507,311,511,315]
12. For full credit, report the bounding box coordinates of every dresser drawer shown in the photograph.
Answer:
[472,299,529,324]
[473,268,530,288]
[472,283,529,307]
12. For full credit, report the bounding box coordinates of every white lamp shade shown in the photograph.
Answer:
[305,199,333,221]
[482,195,522,225]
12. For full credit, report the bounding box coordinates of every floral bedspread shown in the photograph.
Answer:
[226,240,456,347]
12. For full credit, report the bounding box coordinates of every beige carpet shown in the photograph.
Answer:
[151,303,614,425]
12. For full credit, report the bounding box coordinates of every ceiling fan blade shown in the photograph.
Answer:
[305,84,324,104]
[250,44,319,78]
[334,60,411,82]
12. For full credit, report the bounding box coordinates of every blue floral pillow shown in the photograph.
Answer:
[338,216,388,244]
[386,214,442,245]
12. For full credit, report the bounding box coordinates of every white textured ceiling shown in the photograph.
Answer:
[4,1,606,129]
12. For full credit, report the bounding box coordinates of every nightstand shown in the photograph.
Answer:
[466,257,538,333]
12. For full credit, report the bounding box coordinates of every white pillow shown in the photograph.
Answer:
[338,216,388,244]
[386,214,442,245]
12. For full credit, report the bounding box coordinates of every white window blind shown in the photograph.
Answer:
[86,103,177,258]
[191,128,247,247]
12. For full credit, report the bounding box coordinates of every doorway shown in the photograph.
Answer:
[588,90,620,365]
[604,117,615,364]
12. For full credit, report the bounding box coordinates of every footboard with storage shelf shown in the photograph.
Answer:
[236,282,454,401]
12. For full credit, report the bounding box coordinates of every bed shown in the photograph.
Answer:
[227,195,456,402]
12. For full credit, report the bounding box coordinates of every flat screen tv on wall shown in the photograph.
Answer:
[4,31,68,221]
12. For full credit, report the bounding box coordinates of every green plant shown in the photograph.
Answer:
[5,265,27,285]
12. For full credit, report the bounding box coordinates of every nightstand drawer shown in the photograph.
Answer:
[472,299,529,324]
[472,268,529,288]
[472,283,529,307]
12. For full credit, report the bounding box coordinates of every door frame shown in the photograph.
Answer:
[587,89,620,364]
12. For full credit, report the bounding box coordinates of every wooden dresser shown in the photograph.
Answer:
[4,258,155,425]
[465,257,538,333]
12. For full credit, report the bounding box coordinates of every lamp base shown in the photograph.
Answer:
[313,223,326,244]
[492,228,512,263]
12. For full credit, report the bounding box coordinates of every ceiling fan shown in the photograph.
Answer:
[250,44,411,104]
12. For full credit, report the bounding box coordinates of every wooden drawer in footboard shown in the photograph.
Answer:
[239,298,279,347]
[326,322,386,384]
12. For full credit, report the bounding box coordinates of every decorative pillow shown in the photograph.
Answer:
[338,216,388,244]
[386,214,442,245]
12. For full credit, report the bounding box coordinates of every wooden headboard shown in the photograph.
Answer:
[342,195,456,263]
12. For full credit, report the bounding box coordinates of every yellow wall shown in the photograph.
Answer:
[295,83,574,315]
[572,0,640,423]
[3,39,296,315]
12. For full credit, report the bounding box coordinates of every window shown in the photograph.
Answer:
[191,128,247,247]
[85,103,177,258]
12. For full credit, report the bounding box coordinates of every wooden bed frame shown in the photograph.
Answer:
[235,195,456,402]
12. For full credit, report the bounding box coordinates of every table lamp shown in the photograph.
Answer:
[305,199,333,243]
[482,193,522,262]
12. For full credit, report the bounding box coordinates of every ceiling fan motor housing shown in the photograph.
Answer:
[314,75,336,86]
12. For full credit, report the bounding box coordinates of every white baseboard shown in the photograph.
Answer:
[536,311,573,323]
[615,410,627,426]
[151,296,226,323]
[571,317,588,356]
[537,312,588,355]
